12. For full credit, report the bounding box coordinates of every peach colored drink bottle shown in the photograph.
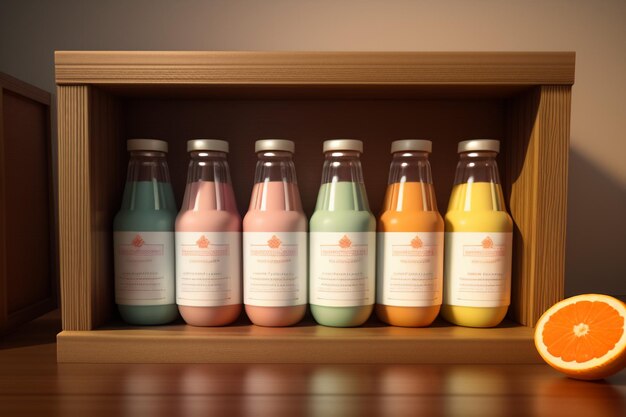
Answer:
[175,140,242,326]
[243,140,307,326]
[442,139,513,328]
[376,140,444,327]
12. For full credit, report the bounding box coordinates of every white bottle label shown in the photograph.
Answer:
[114,231,175,306]
[175,232,241,307]
[309,232,376,307]
[376,232,443,307]
[243,232,307,307]
[444,232,512,307]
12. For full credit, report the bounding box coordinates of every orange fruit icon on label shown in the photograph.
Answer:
[267,235,282,249]
[339,235,352,249]
[534,294,626,380]
[196,235,210,248]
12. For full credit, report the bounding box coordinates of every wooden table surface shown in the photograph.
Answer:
[1,311,624,417]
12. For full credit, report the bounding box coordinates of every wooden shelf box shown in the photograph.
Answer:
[1,73,57,335]
[55,51,574,363]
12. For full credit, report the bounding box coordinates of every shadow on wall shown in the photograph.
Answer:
[565,148,626,297]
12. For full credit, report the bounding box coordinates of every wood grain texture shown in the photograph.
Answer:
[88,88,124,330]
[531,86,570,323]
[55,51,575,85]
[505,86,570,326]
[57,86,123,331]
[1,73,55,335]
[58,86,91,331]
[56,318,540,364]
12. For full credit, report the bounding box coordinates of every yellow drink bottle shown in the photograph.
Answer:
[441,140,513,327]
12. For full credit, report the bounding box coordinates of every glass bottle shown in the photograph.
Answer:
[175,139,242,326]
[442,139,513,327]
[113,139,178,325]
[309,139,376,327]
[243,140,307,326]
[377,140,444,327]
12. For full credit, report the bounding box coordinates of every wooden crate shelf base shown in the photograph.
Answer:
[57,319,540,364]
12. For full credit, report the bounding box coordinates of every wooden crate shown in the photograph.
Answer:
[55,52,573,363]
[0,73,57,335]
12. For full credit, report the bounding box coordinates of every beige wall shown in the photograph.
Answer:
[1,0,624,296]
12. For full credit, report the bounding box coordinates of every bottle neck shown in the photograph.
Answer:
[321,150,365,184]
[453,151,501,185]
[387,151,433,184]
[121,151,175,211]
[383,152,437,212]
[253,151,297,184]
[316,151,370,212]
[180,151,237,212]
[126,151,171,183]
[186,151,232,184]
[249,151,302,212]
[449,151,506,212]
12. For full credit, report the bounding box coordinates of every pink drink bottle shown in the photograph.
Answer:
[175,139,242,326]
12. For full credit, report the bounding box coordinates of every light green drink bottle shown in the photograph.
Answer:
[309,140,376,327]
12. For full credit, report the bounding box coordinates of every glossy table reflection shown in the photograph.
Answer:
[1,311,624,417]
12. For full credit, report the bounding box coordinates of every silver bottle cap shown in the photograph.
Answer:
[323,139,363,153]
[187,139,229,153]
[255,139,295,153]
[391,140,432,154]
[457,139,500,154]
[127,139,168,153]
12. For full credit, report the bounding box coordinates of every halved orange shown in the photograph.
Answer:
[535,294,626,380]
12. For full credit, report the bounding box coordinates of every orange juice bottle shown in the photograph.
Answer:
[376,140,444,327]
[441,140,513,327]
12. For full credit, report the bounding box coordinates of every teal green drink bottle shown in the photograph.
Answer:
[309,140,376,327]
[113,139,178,325]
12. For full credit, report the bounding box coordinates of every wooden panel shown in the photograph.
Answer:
[89,88,124,329]
[531,86,570,323]
[57,319,540,364]
[58,86,123,331]
[55,51,575,86]
[505,86,570,326]
[0,73,55,335]
[100,83,533,100]
[0,86,5,331]
[58,86,92,331]
[0,72,51,104]
[3,91,52,313]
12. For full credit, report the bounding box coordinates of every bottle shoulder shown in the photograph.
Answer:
[114,209,176,232]
[379,210,444,232]
[243,210,307,232]
[310,210,376,232]
[444,210,513,233]
[176,209,242,232]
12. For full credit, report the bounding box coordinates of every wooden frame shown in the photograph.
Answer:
[55,51,574,363]
[0,72,57,335]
